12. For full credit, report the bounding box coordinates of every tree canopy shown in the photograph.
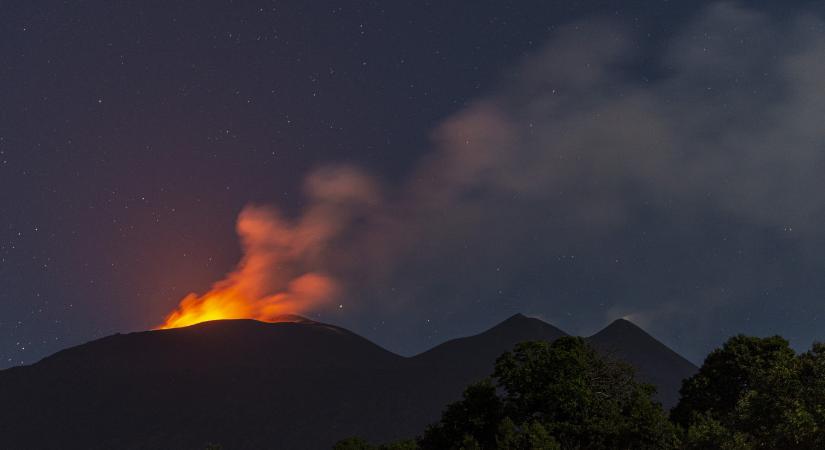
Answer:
[419,337,677,449]
[335,335,825,449]
[673,335,824,449]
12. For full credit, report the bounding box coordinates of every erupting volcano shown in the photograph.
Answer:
[156,166,380,329]
[158,272,336,329]
[158,202,344,329]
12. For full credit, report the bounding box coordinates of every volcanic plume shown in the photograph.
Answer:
[158,2,825,339]
[159,166,380,329]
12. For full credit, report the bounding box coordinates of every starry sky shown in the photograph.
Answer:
[2,0,824,368]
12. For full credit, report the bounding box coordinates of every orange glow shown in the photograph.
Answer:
[157,167,379,329]
[158,272,336,329]
[157,204,342,329]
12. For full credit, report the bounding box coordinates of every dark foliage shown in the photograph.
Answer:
[674,335,825,449]
[418,337,678,449]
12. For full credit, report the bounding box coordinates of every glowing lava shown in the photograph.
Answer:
[158,272,336,329]
[157,204,341,329]
[157,167,380,329]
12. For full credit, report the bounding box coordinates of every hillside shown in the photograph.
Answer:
[0,315,695,449]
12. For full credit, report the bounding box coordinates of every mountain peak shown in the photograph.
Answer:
[497,312,530,325]
[597,317,642,334]
[493,313,547,328]
[587,317,698,408]
[588,317,672,356]
[484,313,568,340]
[414,314,567,370]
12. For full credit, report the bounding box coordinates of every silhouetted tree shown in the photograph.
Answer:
[336,335,825,449]
[419,337,678,449]
[495,417,560,449]
[798,342,825,448]
[334,437,373,450]
[673,335,822,449]
[333,437,418,450]
[418,379,505,449]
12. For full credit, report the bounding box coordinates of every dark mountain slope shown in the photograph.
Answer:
[0,319,415,450]
[410,314,693,409]
[586,318,698,409]
[33,317,402,371]
[0,315,695,449]
[402,314,570,432]
[414,313,568,372]
[411,314,567,386]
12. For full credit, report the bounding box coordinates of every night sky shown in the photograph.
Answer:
[2,0,824,368]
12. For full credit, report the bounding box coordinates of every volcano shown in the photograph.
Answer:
[0,314,695,449]
[586,318,698,409]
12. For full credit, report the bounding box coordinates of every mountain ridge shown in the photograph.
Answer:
[0,314,697,449]
[4,314,693,369]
